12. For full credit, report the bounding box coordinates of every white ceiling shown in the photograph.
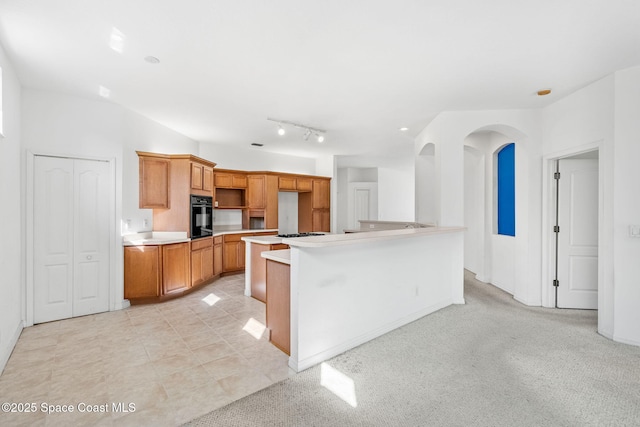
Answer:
[1,0,639,161]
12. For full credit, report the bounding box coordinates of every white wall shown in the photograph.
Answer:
[415,110,543,307]
[121,109,200,234]
[416,143,438,225]
[541,74,616,339]
[0,42,23,373]
[377,165,415,221]
[199,142,317,174]
[612,67,640,345]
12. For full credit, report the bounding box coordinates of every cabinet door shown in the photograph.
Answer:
[279,176,297,191]
[162,243,190,295]
[247,175,266,208]
[139,156,170,208]
[223,241,239,272]
[213,243,223,276]
[296,177,312,192]
[191,163,203,190]
[202,246,214,281]
[312,209,331,232]
[232,174,248,188]
[203,167,214,192]
[312,179,330,209]
[215,173,232,188]
[124,246,161,299]
[191,248,204,286]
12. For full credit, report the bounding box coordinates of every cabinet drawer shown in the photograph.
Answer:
[271,244,289,250]
[213,236,223,245]
[224,234,242,242]
[191,237,213,251]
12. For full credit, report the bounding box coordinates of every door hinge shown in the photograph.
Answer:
[553,279,559,287]
[554,172,561,180]
[554,225,560,233]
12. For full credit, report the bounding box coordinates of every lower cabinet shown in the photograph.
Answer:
[213,236,223,276]
[223,234,247,273]
[191,237,214,287]
[161,242,191,295]
[124,246,161,299]
[124,242,191,301]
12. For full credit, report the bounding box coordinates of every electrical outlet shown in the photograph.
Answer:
[143,219,149,229]
[125,219,131,230]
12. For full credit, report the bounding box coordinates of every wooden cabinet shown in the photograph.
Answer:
[312,179,331,209]
[124,242,190,301]
[250,242,289,303]
[162,242,191,295]
[279,176,313,192]
[312,209,331,232]
[247,174,279,229]
[138,154,170,209]
[223,233,248,273]
[191,237,214,287]
[215,172,247,188]
[191,162,213,194]
[124,246,162,299]
[266,259,291,355]
[247,175,266,208]
[213,236,223,276]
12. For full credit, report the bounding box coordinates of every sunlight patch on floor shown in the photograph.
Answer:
[202,293,221,306]
[320,362,358,407]
[243,317,266,339]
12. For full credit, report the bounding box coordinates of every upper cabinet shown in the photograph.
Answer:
[278,176,312,192]
[215,171,247,189]
[138,153,171,209]
[312,178,331,209]
[191,162,213,194]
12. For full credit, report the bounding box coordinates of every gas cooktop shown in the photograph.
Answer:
[276,232,324,238]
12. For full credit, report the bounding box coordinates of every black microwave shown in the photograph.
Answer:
[191,195,213,239]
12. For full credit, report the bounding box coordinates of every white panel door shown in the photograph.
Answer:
[34,156,74,323]
[347,182,378,230]
[557,159,598,309]
[73,159,110,317]
[34,156,110,323]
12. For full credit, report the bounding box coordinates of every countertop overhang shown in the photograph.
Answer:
[282,226,465,248]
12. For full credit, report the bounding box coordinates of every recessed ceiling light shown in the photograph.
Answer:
[399,127,409,131]
[537,89,552,96]
[144,56,160,64]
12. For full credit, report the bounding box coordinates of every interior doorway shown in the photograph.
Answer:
[29,154,113,324]
[552,151,599,309]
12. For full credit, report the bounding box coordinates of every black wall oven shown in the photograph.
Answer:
[191,195,213,239]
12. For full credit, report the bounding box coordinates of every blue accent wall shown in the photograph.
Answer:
[497,143,515,236]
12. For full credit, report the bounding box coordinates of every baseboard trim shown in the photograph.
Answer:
[612,334,640,348]
[293,298,453,372]
[0,320,24,375]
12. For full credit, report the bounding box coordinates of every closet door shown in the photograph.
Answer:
[34,156,74,323]
[73,159,110,317]
[34,156,110,323]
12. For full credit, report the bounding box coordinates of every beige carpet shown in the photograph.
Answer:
[186,271,640,427]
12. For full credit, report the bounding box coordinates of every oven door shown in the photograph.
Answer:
[191,197,213,239]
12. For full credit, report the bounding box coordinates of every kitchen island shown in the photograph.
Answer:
[261,226,465,372]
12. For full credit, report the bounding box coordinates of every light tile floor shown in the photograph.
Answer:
[0,274,292,426]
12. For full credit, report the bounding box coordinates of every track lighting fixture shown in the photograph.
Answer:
[267,117,326,143]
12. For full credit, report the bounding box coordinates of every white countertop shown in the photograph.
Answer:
[123,228,279,246]
[242,235,284,245]
[261,249,291,265]
[282,226,465,248]
[123,231,190,246]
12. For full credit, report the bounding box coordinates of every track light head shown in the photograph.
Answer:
[278,125,285,136]
[303,129,312,141]
[317,134,325,143]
